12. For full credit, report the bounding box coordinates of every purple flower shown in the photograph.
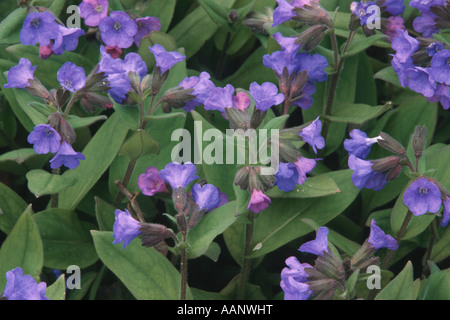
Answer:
[214,190,229,209]
[232,92,251,111]
[204,84,235,112]
[99,11,138,49]
[391,30,419,64]
[57,62,86,92]
[344,129,380,159]
[429,49,450,85]
[405,67,436,98]
[247,189,271,213]
[291,81,315,110]
[350,1,378,25]
[403,178,442,216]
[273,32,300,56]
[428,83,450,110]
[272,0,295,27]
[49,141,85,169]
[383,0,405,15]
[112,209,141,249]
[79,0,109,27]
[137,167,167,196]
[159,162,199,189]
[441,196,450,227]
[299,226,329,256]
[348,154,387,191]
[391,55,415,87]
[123,52,148,78]
[427,42,444,57]
[368,219,398,250]
[20,11,59,47]
[52,25,85,56]
[249,82,284,112]
[293,156,317,185]
[3,267,49,300]
[134,16,161,47]
[178,72,216,111]
[148,44,186,74]
[413,10,440,38]
[263,50,297,77]
[275,162,299,192]
[295,53,328,82]
[3,58,37,89]
[192,183,221,212]
[299,117,325,154]
[106,73,131,103]
[410,0,445,11]
[280,256,313,300]
[383,16,405,43]
[27,124,61,154]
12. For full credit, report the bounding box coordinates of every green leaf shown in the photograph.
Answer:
[58,112,129,210]
[0,7,27,44]
[137,0,176,32]
[0,181,28,234]
[33,208,98,269]
[187,201,237,259]
[91,230,190,300]
[45,274,66,300]
[266,174,340,198]
[346,269,360,299]
[26,169,78,198]
[373,66,401,87]
[197,0,234,32]
[224,170,359,263]
[0,206,44,291]
[431,227,450,263]
[119,129,161,161]
[341,34,388,58]
[417,269,450,300]
[375,261,415,300]
[67,115,108,129]
[322,102,392,124]
[95,196,116,231]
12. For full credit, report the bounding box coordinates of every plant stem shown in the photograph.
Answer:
[216,32,231,80]
[321,30,356,141]
[422,219,438,277]
[237,211,255,300]
[51,168,60,208]
[113,158,137,207]
[64,92,79,115]
[180,232,188,300]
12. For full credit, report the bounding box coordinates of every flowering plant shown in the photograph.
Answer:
[0,0,449,302]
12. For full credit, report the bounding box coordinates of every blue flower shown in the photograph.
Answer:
[247,189,271,213]
[52,25,85,56]
[441,196,450,227]
[49,141,85,169]
[20,11,59,47]
[134,16,161,47]
[148,44,186,74]
[351,1,378,26]
[99,11,137,49]
[249,81,284,112]
[3,267,49,300]
[275,162,299,192]
[79,0,109,27]
[368,219,398,250]
[27,124,61,154]
[3,58,37,89]
[295,53,328,82]
[112,209,141,249]
[280,256,313,300]
[137,167,167,196]
[192,183,221,212]
[204,84,235,112]
[159,162,199,189]
[344,129,380,159]
[178,71,216,112]
[272,32,300,56]
[403,178,442,216]
[429,49,450,86]
[383,0,405,15]
[293,156,317,185]
[272,0,295,27]
[391,29,419,64]
[299,117,325,154]
[57,62,87,92]
[299,227,329,256]
[348,154,387,191]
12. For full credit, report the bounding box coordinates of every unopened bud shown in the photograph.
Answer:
[47,112,76,144]
[54,87,70,108]
[378,132,406,156]
[26,78,51,101]
[140,74,152,93]
[295,25,328,51]
[128,71,142,95]
[172,187,188,214]
[139,223,172,248]
[159,87,195,109]
[187,204,206,230]
[255,167,276,190]
[371,155,402,173]
[242,10,272,34]
[386,163,403,181]
[412,125,427,158]
[250,109,266,129]
[289,70,309,102]
[151,66,169,95]
[349,13,361,31]
[224,107,250,130]
[234,166,250,190]
[292,2,333,28]
[248,167,262,192]
[176,213,187,234]
[279,139,302,163]
[80,92,113,112]
[228,9,239,23]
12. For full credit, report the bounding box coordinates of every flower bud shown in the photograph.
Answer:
[159,87,195,109]
[128,71,142,95]
[151,67,169,95]
[386,163,403,181]
[139,223,172,248]
[292,2,333,28]
[80,92,113,112]
[279,139,303,163]
[349,13,361,31]
[371,155,402,173]
[228,9,239,23]
[234,166,250,190]
[187,204,206,230]
[295,25,328,51]
[412,125,427,159]
[255,166,276,190]
[47,112,76,144]
[377,132,406,156]
[289,70,309,102]
[250,109,266,129]
[54,86,70,108]
[176,213,188,235]
[25,78,51,101]
[224,107,250,130]
[242,10,272,34]
[172,187,188,214]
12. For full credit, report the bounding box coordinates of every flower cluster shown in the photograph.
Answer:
[113,162,228,250]
[390,2,450,110]
[409,0,449,38]
[280,222,397,300]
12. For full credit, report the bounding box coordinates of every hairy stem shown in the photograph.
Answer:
[237,212,255,299]
[51,168,60,208]
[180,232,188,300]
